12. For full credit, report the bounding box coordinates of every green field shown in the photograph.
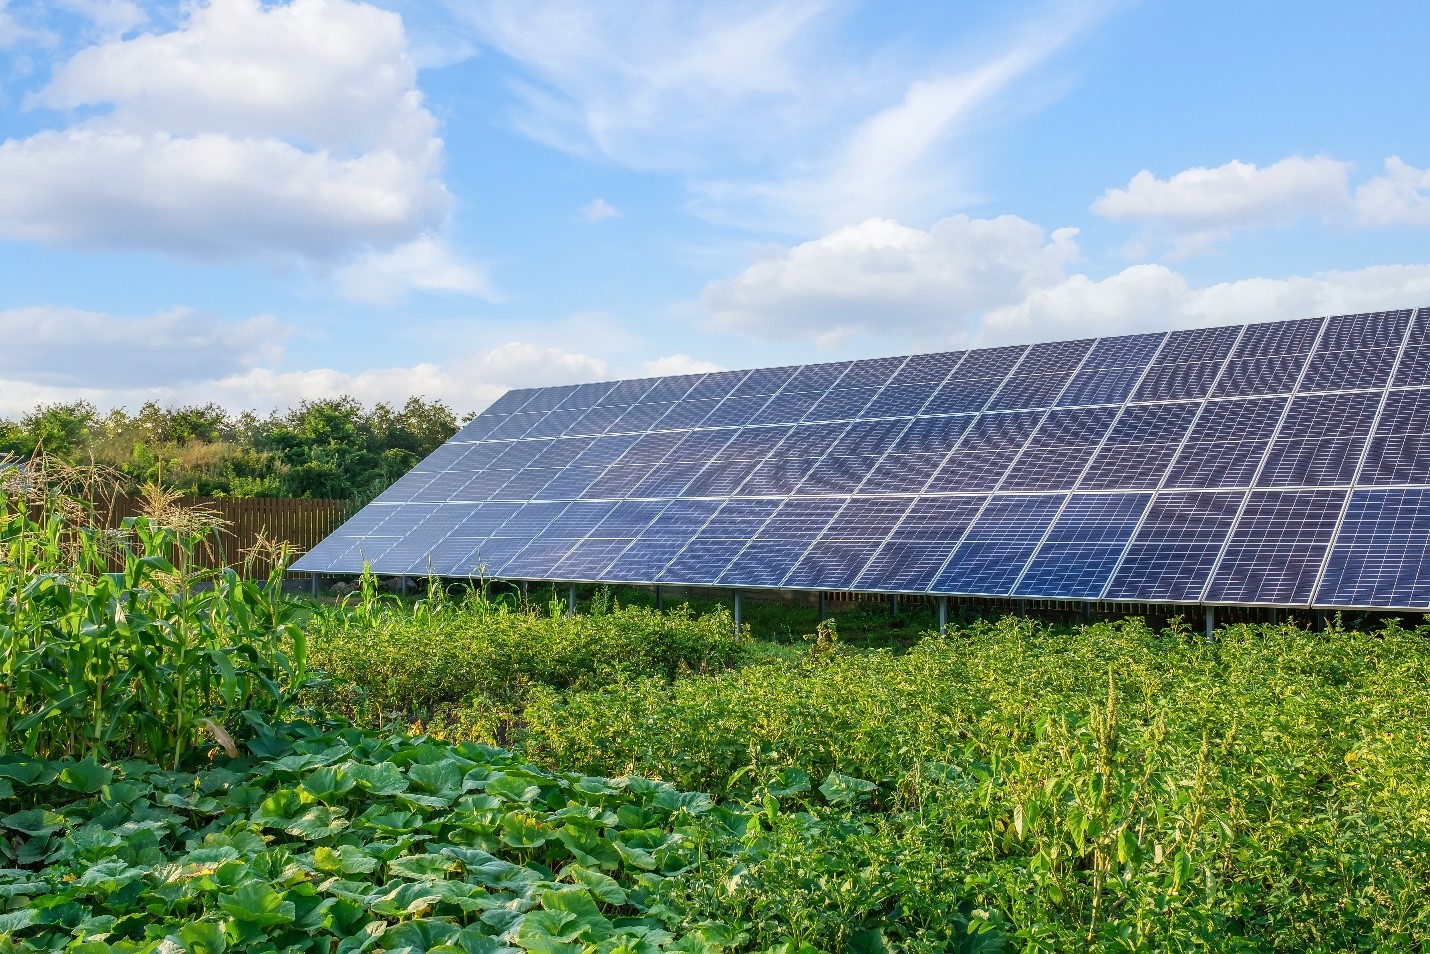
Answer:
[4,490,1430,952]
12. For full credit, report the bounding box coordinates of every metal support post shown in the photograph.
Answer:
[938,595,948,634]
[1269,607,1278,625]
[890,594,899,617]
[817,591,825,622]
[655,585,663,612]
[400,576,408,596]
[1083,601,1093,623]
[568,583,577,616]
[310,573,318,598]
[733,591,743,633]
[1204,605,1215,642]
[519,580,529,602]
[1018,598,1028,618]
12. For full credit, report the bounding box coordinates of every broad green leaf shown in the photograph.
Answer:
[485,774,541,804]
[347,761,408,796]
[1,809,64,836]
[651,790,712,815]
[766,768,811,799]
[388,853,458,881]
[563,865,625,905]
[313,845,380,875]
[498,813,549,849]
[0,908,39,933]
[59,760,114,794]
[302,766,356,803]
[171,920,227,954]
[408,761,465,804]
[381,918,459,954]
[818,772,877,805]
[218,882,296,926]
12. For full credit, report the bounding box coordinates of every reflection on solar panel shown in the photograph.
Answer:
[293,307,1430,610]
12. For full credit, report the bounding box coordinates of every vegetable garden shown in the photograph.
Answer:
[4,480,1430,952]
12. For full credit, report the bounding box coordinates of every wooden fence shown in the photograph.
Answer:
[95,496,355,579]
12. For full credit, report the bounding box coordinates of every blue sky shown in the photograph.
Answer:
[1,0,1428,416]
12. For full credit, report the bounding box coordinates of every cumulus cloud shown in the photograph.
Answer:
[701,215,1079,346]
[0,306,286,389]
[578,198,621,222]
[1355,156,1430,227]
[642,354,725,376]
[980,262,1430,344]
[335,236,493,304]
[0,339,613,417]
[1092,156,1353,257]
[0,0,452,264]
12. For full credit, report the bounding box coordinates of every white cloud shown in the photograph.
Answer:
[0,0,451,263]
[578,198,620,222]
[1092,156,1353,257]
[335,236,493,304]
[701,215,1079,346]
[1355,156,1430,227]
[457,0,1104,230]
[0,0,52,46]
[0,339,612,417]
[980,262,1430,344]
[51,0,146,34]
[642,354,725,376]
[0,306,286,389]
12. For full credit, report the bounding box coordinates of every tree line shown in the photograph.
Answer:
[0,397,468,500]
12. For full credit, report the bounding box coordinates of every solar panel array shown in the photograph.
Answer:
[292,307,1430,610]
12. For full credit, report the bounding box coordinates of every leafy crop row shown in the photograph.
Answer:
[303,582,750,736]
[0,476,304,766]
[0,720,754,954]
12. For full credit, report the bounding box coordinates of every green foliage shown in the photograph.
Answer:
[0,722,747,954]
[508,616,1430,951]
[0,396,464,499]
[0,490,306,766]
[303,585,751,736]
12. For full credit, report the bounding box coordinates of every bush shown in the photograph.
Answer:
[519,615,1430,950]
[303,580,752,734]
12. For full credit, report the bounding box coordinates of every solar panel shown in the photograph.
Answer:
[294,307,1430,609]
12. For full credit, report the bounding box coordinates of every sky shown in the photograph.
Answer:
[1,0,1429,417]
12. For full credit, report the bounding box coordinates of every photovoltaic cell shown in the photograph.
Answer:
[1103,491,1243,602]
[294,307,1430,610]
[1205,490,1346,603]
[931,494,1065,595]
[1316,488,1430,607]
[1014,493,1150,598]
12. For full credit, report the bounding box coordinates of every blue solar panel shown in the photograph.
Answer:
[1316,488,1430,608]
[922,377,1007,414]
[931,494,1065,595]
[1391,346,1430,387]
[1213,355,1307,397]
[1205,489,1346,603]
[1082,332,1165,369]
[805,387,879,421]
[1299,348,1399,392]
[986,372,1073,411]
[1015,493,1151,598]
[294,307,1430,610]
[1056,364,1145,407]
[1103,491,1242,602]
[1231,317,1321,358]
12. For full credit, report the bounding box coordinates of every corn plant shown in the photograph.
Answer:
[0,472,306,766]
